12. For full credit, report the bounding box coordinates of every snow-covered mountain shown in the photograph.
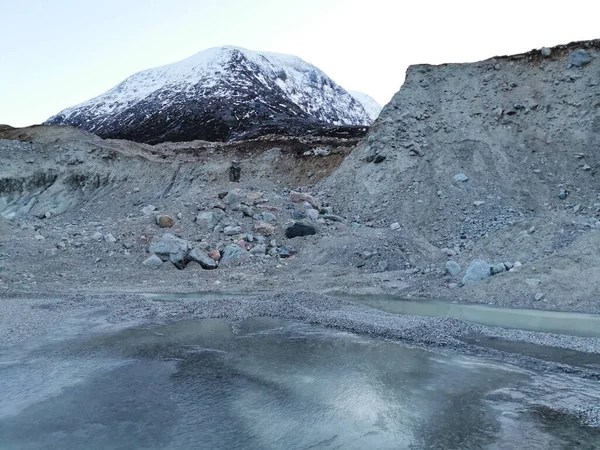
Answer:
[45,46,375,143]
[349,91,382,122]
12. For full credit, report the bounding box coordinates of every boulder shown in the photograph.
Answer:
[290,191,321,210]
[461,259,491,285]
[285,223,317,238]
[156,215,175,228]
[149,233,191,262]
[220,244,250,265]
[445,260,461,277]
[223,189,244,205]
[187,248,218,269]
[196,209,225,231]
[169,251,187,270]
[142,255,163,270]
[567,49,591,67]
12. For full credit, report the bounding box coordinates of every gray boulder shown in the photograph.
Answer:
[149,233,191,262]
[567,49,591,67]
[223,189,244,205]
[142,255,163,270]
[220,244,250,265]
[461,259,491,285]
[445,260,461,277]
[196,209,225,231]
[187,248,218,269]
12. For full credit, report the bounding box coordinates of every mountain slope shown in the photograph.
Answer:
[349,91,382,121]
[45,46,374,143]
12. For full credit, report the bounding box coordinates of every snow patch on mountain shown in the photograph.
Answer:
[50,46,374,131]
[349,91,382,122]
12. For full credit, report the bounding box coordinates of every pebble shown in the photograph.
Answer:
[453,173,469,182]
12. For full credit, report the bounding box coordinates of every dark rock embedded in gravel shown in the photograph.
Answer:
[285,223,317,238]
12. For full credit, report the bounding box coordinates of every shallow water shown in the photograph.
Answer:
[143,291,600,338]
[0,314,598,449]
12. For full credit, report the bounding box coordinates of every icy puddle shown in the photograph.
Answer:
[1,315,598,449]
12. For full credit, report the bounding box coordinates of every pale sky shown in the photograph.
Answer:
[1,0,597,127]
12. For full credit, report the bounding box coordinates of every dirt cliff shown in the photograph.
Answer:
[322,39,600,307]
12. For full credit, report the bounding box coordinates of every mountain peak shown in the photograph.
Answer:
[46,46,374,144]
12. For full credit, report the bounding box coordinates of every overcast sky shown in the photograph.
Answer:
[1,0,597,127]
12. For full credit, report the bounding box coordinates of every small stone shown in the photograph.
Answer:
[534,292,545,301]
[503,262,514,270]
[92,231,103,241]
[573,204,581,213]
[378,260,388,272]
[278,247,297,258]
[567,49,592,67]
[187,248,218,269]
[249,244,267,255]
[473,201,486,206]
[34,234,45,241]
[513,261,522,268]
[254,222,275,236]
[241,205,254,217]
[104,233,117,244]
[453,173,469,182]
[525,278,541,287]
[290,191,321,210]
[558,189,568,200]
[390,222,401,231]
[224,225,242,236]
[141,205,157,215]
[490,263,506,275]
[540,47,551,57]
[156,215,175,228]
[208,249,221,261]
[261,212,277,222]
[445,260,461,277]
[306,209,319,220]
[142,255,163,270]
[323,214,345,222]
[583,164,591,171]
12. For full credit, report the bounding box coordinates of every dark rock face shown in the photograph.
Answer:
[285,223,317,238]
[45,47,373,144]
